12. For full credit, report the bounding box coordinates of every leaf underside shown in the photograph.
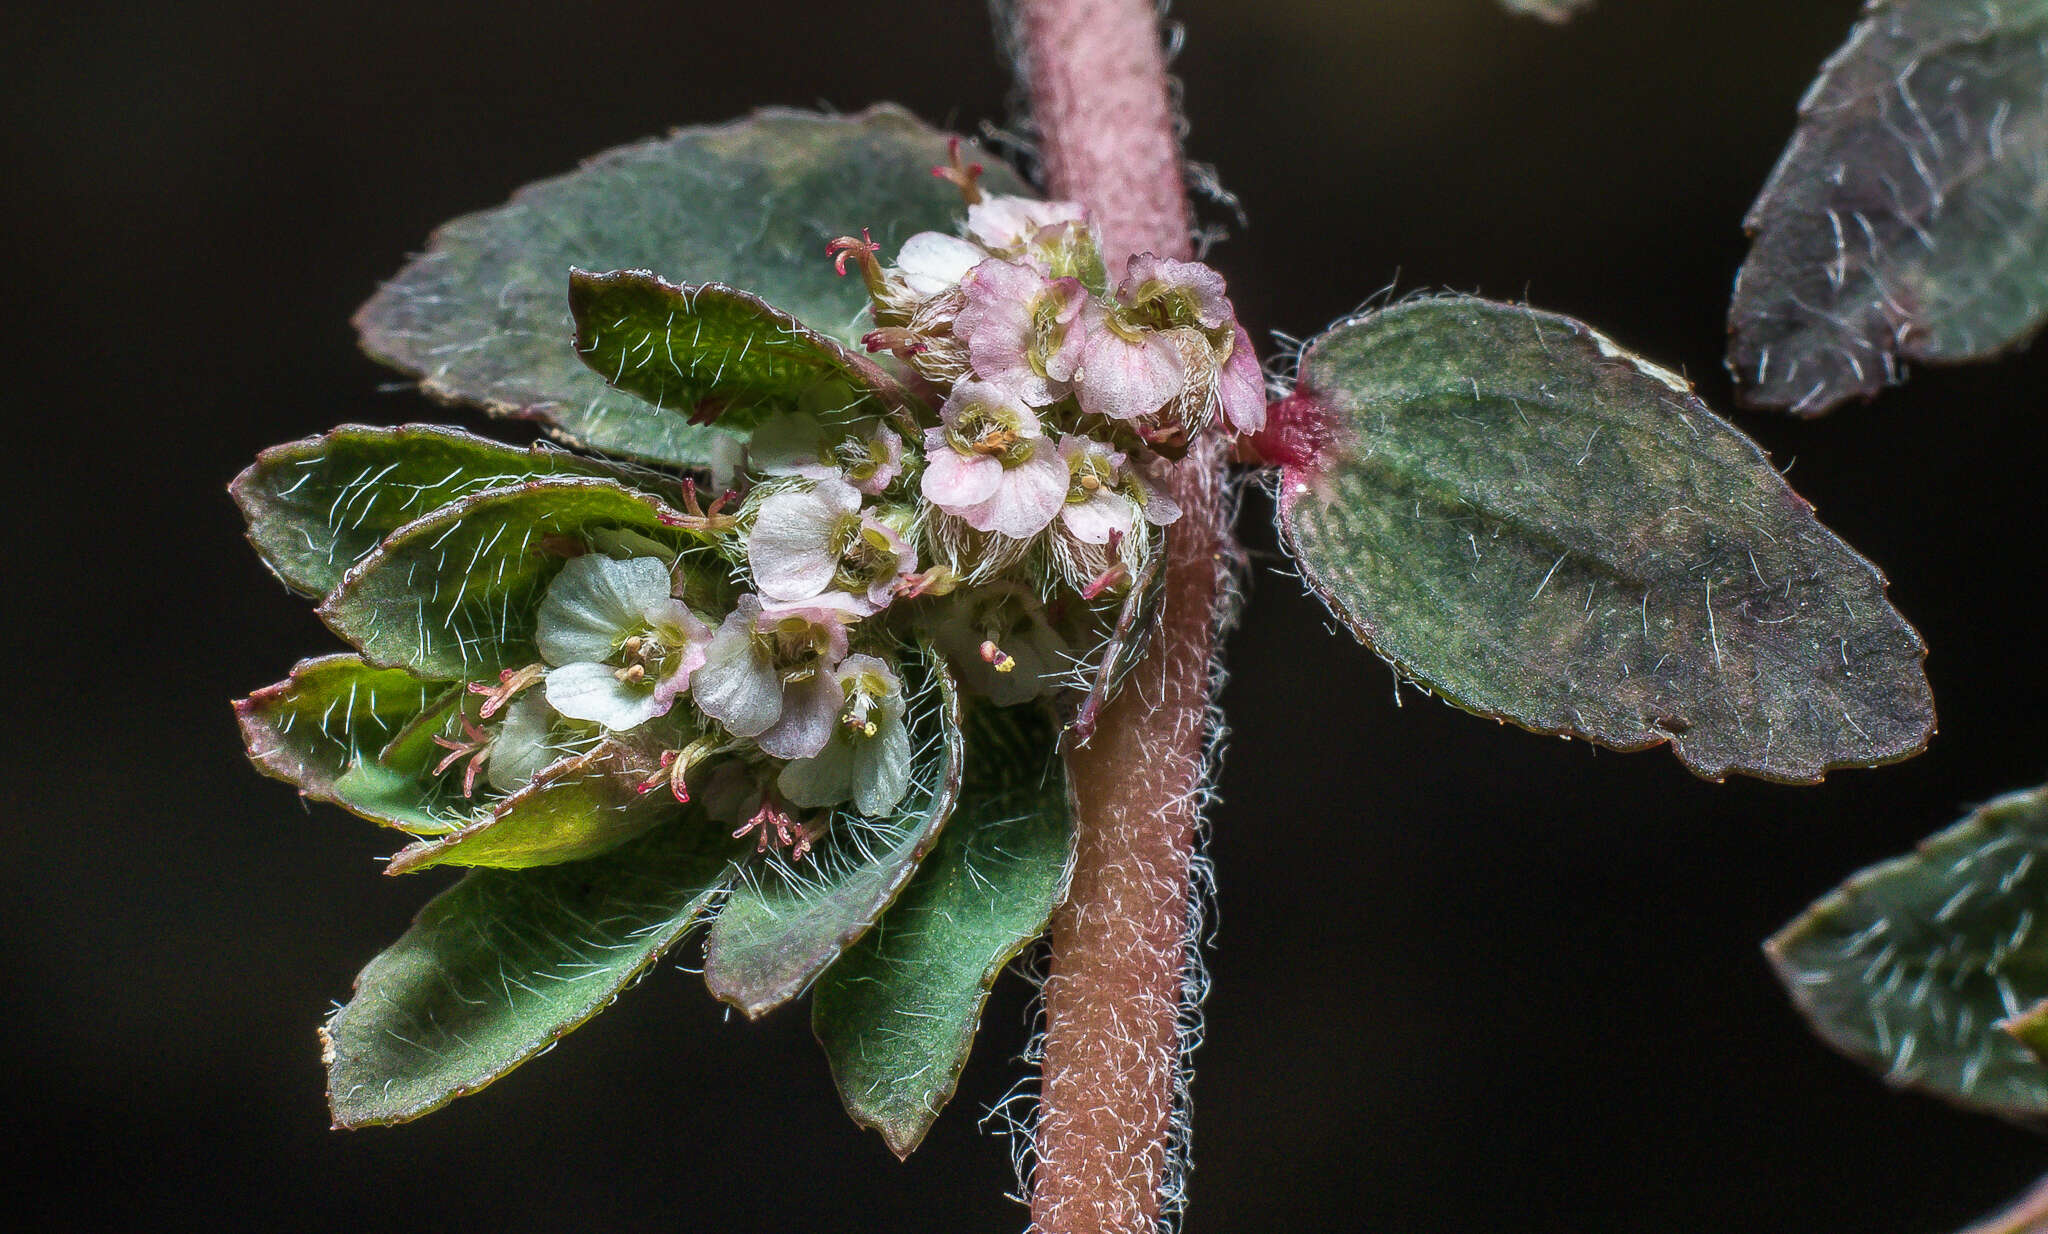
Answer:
[323,817,742,1128]
[316,476,695,680]
[231,424,643,599]
[704,650,966,1019]
[812,700,1072,1157]
[1769,783,2048,1118]
[569,272,910,433]
[1279,296,1933,784]
[1728,0,2048,413]
[235,654,450,822]
[354,105,1026,465]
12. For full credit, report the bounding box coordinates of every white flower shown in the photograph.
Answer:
[483,692,559,794]
[749,413,903,495]
[920,380,1069,539]
[776,654,914,817]
[746,479,919,612]
[966,195,1090,255]
[534,554,711,732]
[954,258,1088,406]
[932,582,1073,706]
[692,593,859,759]
[891,231,987,298]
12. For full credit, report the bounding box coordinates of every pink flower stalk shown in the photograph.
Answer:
[921,380,1069,538]
[955,258,1089,406]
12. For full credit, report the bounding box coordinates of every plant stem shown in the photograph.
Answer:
[1959,1177,2048,1234]
[1015,2,1222,1229]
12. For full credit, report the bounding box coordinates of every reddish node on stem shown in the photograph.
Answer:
[1242,389,1342,473]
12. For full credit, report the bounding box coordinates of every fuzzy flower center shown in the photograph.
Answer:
[947,401,1035,466]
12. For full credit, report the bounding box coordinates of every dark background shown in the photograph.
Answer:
[9,0,2048,1229]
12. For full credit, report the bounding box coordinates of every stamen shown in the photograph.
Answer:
[931,137,985,205]
[468,663,545,719]
[980,639,1017,673]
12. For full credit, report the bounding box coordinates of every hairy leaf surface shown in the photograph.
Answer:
[386,740,680,873]
[236,655,453,828]
[704,652,966,1019]
[231,424,645,599]
[1729,0,2048,413]
[1502,0,1593,22]
[569,272,914,432]
[356,106,1024,465]
[317,477,699,679]
[1278,296,1933,783]
[813,701,1071,1157]
[1770,784,2048,1116]
[323,819,742,1128]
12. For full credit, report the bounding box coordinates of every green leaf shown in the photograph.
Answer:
[1277,296,1933,784]
[1728,0,2048,413]
[2004,997,2048,1064]
[568,271,916,433]
[1769,783,2048,1117]
[326,687,484,835]
[812,701,1072,1158]
[236,654,452,826]
[704,649,966,1018]
[316,476,701,679]
[1502,0,1593,22]
[231,424,646,599]
[355,105,1026,466]
[385,740,679,873]
[323,817,742,1128]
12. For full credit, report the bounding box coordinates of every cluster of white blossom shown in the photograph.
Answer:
[436,181,1264,858]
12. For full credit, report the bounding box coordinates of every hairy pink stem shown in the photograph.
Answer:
[1017,1,1223,1229]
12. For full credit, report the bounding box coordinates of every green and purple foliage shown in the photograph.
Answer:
[230,0,2048,1226]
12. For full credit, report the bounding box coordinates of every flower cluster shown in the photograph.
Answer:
[396,172,1264,859]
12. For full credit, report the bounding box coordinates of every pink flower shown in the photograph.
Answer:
[954,258,1088,406]
[692,593,860,759]
[1055,436,1182,547]
[749,414,904,496]
[1217,322,1267,435]
[1119,253,1233,330]
[921,381,1069,539]
[1075,302,1185,421]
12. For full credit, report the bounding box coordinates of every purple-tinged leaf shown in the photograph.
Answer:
[1729,0,2048,413]
[1278,296,1933,784]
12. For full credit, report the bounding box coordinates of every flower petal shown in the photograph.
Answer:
[757,672,841,760]
[1218,322,1267,435]
[544,661,667,731]
[1077,322,1185,421]
[485,693,559,794]
[894,231,986,297]
[851,707,913,817]
[749,481,860,603]
[921,447,1005,508]
[963,447,1069,538]
[777,737,855,809]
[535,555,674,665]
[692,608,782,738]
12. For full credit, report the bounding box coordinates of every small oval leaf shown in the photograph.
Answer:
[231,424,646,599]
[236,655,452,826]
[812,700,1072,1158]
[386,740,680,873]
[1277,296,1933,784]
[704,649,966,1019]
[569,272,915,432]
[316,477,703,679]
[1729,0,2048,413]
[323,819,743,1128]
[355,105,1026,465]
[1769,783,2048,1117]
